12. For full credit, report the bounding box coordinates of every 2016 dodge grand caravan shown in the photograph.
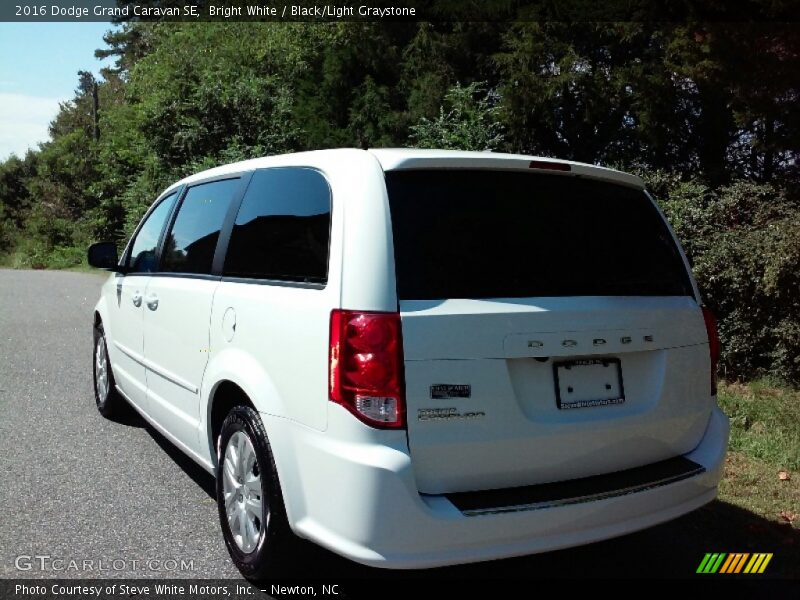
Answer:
[88,149,729,578]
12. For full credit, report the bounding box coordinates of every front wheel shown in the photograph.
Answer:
[216,405,297,579]
[93,323,126,418]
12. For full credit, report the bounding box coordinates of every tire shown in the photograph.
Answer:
[93,323,126,418]
[216,405,296,580]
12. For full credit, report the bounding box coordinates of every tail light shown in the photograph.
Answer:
[702,306,720,395]
[329,310,405,428]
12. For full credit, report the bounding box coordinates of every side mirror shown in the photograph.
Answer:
[88,242,122,271]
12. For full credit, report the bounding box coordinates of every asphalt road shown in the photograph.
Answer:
[0,269,796,584]
[0,269,239,580]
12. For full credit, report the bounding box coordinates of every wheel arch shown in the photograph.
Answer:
[201,348,289,459]
[204,376,307,534]
[206,380,257,467]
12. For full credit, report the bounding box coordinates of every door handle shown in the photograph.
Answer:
[145,294,159,311]
[132,291,142,307]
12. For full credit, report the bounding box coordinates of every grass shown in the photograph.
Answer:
[717,380,799,528]
[0,247,86,270]
[0,246,99,272]
[718,380,800,471]
[59,263,99,273]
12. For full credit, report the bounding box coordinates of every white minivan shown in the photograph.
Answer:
[89,149,729,578]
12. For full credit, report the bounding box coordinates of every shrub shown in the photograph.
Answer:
[643,172,800,384]
[408,81,505,151]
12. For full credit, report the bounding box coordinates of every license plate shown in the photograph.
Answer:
[553,358,625,410]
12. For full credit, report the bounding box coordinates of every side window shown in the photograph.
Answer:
[127,192,178,273]
[161,178,240,275]
[223,168,331,283]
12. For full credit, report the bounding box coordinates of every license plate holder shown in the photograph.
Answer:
[553,358,625,410]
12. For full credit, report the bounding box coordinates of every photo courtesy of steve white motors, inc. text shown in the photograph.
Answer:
[13,583,268,597]
[13,583,341,597]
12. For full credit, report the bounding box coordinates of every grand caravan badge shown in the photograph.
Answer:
[418,407,485,421]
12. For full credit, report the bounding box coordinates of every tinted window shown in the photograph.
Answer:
[386,170,693,300]
[161,178,240,274]
[127,192,178,273]
[224,168,331,283]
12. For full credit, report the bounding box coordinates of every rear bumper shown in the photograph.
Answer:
[264,405,729,569]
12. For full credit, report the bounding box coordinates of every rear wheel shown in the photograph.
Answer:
[93,323,126,418]
[216,405,296,579]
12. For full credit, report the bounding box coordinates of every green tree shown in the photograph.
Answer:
[0,153,37,250]
[409,81,505,150]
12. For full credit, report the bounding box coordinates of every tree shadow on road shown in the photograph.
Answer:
[101,399,216,497]
[103,399,146,428]
[142,420,217,499]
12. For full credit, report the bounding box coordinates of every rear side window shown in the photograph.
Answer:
[161,178,240,275]
[127,191,178,273]
[386,170,693,300]
[224,168,331,283]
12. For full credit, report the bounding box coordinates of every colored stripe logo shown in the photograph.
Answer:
[697,553,773,574]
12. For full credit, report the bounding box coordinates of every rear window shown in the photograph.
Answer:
[385,170,693,300]
[223,167,331,283]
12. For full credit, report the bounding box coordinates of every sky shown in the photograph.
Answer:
[0,22,115,161]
